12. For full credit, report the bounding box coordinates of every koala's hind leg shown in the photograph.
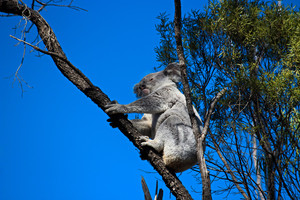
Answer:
[140,136,164,152]
[156,115,198,172]
[131,114,153,138]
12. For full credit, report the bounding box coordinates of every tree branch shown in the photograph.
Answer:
[210,129,250,200]
[0,1,192,199]
[202,87,227,140]
[173,0,212,199]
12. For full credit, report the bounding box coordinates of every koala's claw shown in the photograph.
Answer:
[106,114,128,128]
[141,142,148,147]
[110,100,118,104]
[138,136,150,142]
[138,136,151,146]
[105,105,117,114]
[105,101,128,114]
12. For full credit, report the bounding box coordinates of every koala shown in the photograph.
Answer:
[105,63,203,172]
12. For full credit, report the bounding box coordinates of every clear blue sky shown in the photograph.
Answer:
[0,0,299,200]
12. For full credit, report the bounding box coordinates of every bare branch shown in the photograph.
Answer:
[202,87,227,140]
[10,35,80,72]
[13,36,28,96]
[141,176,152,200]
[35,0,87,12]
[210,129,250,200]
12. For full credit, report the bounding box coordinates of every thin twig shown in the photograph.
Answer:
[209,128,250,199]
[10,35,94,87]
[10,32,33,96]
[11,35,62,57]
[11,35,75,71]
[35,0,87,12]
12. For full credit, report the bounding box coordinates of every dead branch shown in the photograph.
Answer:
[34,0,87,12]
[141,176,152,200]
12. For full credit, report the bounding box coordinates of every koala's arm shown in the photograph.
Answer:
[105,88,173,114]
[130,114,152,138]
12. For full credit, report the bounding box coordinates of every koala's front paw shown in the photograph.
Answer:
[105,101,128,114]
[138,136,150,143]
[107,115,128,128]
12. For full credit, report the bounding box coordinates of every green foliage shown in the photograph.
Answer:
[155,13,177,68]
[155,0,300,198]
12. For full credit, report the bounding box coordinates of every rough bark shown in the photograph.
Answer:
[0,1,193,199]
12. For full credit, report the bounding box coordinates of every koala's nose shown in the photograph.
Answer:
[140,85,146,90]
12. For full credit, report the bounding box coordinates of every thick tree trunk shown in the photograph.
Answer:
[0,1,193,199]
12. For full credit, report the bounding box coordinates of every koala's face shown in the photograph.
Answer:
[134,71,171,98]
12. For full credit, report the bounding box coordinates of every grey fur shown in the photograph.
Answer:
[105,63,203,172]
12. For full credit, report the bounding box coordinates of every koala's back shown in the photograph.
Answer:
[151,85,198,172]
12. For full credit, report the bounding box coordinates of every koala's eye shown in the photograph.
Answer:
[149,78,153,81]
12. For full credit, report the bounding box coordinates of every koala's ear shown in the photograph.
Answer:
[133,84,138,94]
[163,62,181,83]
[133,83,140,98]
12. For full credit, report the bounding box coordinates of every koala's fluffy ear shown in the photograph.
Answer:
[163,62,181,83]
